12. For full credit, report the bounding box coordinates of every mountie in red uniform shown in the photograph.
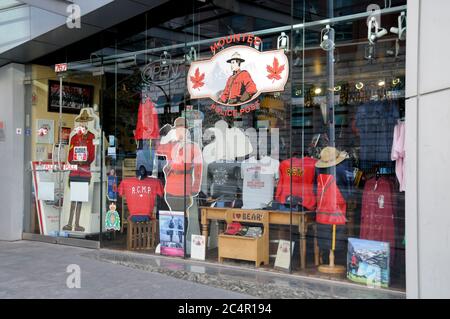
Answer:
[68,131,96,181]
[156,142,202,197]
[134,98,160,140]
[220,70,257,104]
[275,157,317,210]
[316,174,347,225]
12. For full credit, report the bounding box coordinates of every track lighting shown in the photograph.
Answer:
[277,32,289,51]
[320,25,335,51]
[392,78,401,86]
[378,80,386,87]
[390,12,407,41]
[355,82,364,90]
[334,85,342,92]
[368,17,388,44]
[314,87,322,95]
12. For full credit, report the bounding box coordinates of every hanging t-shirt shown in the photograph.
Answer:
[356,100,399,162]
[134,98,160,140]
[241,156,279,209]
[207,161,243,200]
[360,176,396,263]
[118,177,164,217]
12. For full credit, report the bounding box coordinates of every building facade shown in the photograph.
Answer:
[0,0,448,299]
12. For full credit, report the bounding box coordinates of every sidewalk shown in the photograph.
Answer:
[0,241,252,299]
[0,240,405,299]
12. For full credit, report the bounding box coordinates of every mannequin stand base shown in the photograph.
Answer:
[318,264,346,274]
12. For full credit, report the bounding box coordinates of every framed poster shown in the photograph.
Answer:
[159,210,185,257]
[36,119,54,144]
[48,80,94,114]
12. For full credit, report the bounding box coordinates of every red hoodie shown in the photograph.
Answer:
[275,157,317,210]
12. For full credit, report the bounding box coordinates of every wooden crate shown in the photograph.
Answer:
[127,219,157,250]
[218,210,269,267]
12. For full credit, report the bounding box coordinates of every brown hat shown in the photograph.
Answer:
[315,147,348,168]
[174,117,187,128]
[77,109,94,122]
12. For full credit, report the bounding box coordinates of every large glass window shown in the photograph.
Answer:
[26,0,407,291]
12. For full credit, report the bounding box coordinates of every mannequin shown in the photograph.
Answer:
[118,166,164,223]
[63,110,95,232]
[314,146,353,274]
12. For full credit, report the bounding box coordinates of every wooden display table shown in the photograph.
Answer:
[201,207,319,269]
[218,210,269,267]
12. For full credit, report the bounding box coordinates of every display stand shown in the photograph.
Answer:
[218,210,269,267]
[318,224,346,274]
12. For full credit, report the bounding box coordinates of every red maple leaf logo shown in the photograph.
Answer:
[190,67,205,90]
[266,57,285,83]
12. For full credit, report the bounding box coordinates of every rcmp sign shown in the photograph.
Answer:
[187,36,289,118]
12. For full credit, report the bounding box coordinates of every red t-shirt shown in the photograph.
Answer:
[118,177,164,217]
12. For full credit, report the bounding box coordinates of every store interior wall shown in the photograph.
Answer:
[0,63,25,241]
[406,0,450,299]
[30,65,102,162]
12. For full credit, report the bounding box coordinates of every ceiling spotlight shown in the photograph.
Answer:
[314,87,322,95]
[355,82,364,90]
[334,85,342,92]
[378,80,386,87]
[390,11,407,41]
[368,17,388,44]
[392,78,401,86]
[320,25,335,51]
[295,89,302,96]
[277,32,289,51]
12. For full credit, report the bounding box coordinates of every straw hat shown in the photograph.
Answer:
[315,147,348,168]
[226,52,245,63]
[76,109,94,122]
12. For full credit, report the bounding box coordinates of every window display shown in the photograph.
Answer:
[26,0,407,291]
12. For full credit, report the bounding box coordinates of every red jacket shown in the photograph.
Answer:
[68,131,95,179]
[135,99,160,140]
[316,174,347,225]
[275,157,317,210]
[156,141,202,196]
[220,70,257,104]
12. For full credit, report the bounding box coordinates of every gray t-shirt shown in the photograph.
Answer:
[207,161,243,200]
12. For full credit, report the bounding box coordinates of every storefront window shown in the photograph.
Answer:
[26,0,407,290]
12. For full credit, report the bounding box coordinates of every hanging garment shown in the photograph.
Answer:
[360,177,396,261]
[391,121,406,192]
[241,156,279,209]
[316,174,347,225]
[134,98,160,140]
[356,100,399,162]
[118,177,164,217]
[275,157,317,211]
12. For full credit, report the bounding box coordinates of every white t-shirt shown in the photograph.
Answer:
[241,156,279,209]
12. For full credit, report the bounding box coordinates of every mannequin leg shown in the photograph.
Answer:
[63,202,77,231]
[74,202,85,232]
